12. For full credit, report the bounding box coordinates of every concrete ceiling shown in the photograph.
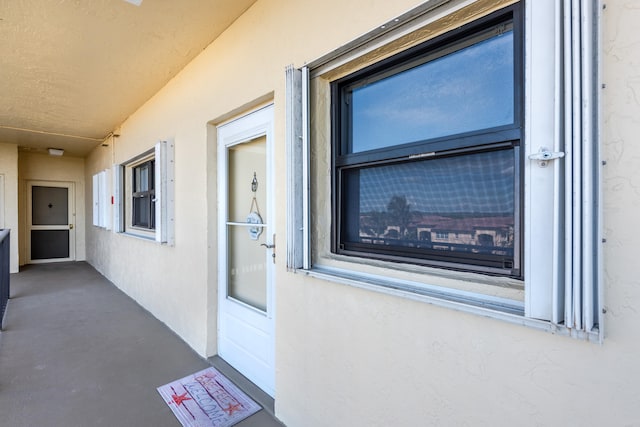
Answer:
[0,0,256,157]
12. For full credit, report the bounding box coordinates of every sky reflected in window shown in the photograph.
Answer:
[351,29,514,153]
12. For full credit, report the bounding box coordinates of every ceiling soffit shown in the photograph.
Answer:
[0,0,256,157]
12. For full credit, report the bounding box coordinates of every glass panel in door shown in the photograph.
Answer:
[226,136,267,311]
[32,186,68,225]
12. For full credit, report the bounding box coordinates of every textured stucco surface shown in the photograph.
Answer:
[601,1,640,346]
[0,0,256,156]
[82,0,640,426]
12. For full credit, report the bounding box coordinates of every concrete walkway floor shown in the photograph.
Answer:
[0,262,284,427]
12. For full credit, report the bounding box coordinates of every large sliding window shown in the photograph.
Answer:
[332,8,522,276]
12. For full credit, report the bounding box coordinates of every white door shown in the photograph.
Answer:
[27,181,75,263]
[217,105,275,397]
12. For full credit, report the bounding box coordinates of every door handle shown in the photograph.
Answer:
[260,234,276,263]
[69,224,74,229]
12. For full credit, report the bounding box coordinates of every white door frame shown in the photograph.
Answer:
[217,105,275,396]
[26,180,76,263]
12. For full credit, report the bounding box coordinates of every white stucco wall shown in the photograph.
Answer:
[0,143,19,273]
[84,0,640,425]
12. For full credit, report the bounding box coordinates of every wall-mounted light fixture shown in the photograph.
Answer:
[48,148,64,157]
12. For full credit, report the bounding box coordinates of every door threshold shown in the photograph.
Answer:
[208,355,276,420]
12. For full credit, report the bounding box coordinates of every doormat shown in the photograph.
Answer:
[157,367,261,427]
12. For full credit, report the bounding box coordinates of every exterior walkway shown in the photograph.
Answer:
[0,262,283,427]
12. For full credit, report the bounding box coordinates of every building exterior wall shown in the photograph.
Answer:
[84,0,640,425]
[18,152,86,265]
[0,143,19,273]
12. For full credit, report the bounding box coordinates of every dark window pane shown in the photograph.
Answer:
[133,197,146,227]
[135,163,150,192]
[351,26,514,153]
[342,149,515,260]
[132,160,155,229]
[133,195,154,229]
[133,160,153,192]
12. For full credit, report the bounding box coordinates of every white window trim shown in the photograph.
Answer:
[114,140,175,245]
[155,140,175,245]
[92,169,110,229]
[112,163,123,232]
[285,0,603,342]
[92,173,99,227]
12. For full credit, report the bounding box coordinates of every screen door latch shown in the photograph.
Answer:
[261,234,276,264]
[528,147,565,167]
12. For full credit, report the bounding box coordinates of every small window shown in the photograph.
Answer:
[116,140,174,243]
[332,11,521,277]
[132,159,155,229]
